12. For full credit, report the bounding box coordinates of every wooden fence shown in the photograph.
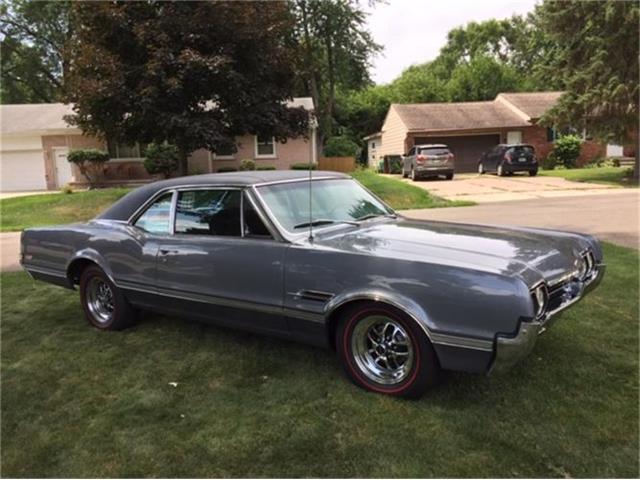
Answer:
[318,156,356,173]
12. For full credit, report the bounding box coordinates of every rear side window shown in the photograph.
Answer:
[134,192,173,234]
[175,189,241,236]
[418,147,450,156]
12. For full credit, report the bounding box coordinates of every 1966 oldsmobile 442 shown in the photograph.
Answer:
[21,171,604,398]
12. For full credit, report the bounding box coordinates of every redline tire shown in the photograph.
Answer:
[80,265,136,331]
[336,304,441,398]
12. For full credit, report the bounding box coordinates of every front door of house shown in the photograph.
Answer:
[53,148,73,187]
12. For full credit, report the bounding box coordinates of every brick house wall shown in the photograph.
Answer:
[523,125,605,167]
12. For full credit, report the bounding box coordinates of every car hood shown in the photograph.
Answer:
[312,218,593,285]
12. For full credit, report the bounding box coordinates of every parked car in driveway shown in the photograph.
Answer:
[478,144,539,176]
[402,144,455,181]
[21,171,604,398]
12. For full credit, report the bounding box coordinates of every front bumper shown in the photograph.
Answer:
[489,262,605,374]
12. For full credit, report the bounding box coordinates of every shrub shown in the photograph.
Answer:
[256,165,276,171]
[323,136,361,157]
[60,184,73,194]
[143,143,179,179]
[217,167,237,173]
[238,159,256,171]
[551,135,582,169]
[387,156,403,174]
[290,163,317,170]
[67,148,110,187]
[541,154,557,170]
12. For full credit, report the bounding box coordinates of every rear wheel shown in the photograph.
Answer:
[445,173,454,180]
[497,164,505,177]
[336,304,441,398]
[529,169,538,177]
[80,265,136,330]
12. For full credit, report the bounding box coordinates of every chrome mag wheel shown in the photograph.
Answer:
[86,277,115,324]
[351,315,415,385]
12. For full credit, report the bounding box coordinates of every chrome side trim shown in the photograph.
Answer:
[429,332,493,352]
[252,176,339,187]
[118,282,326,322]
[290,289,335,302]
[23,265,67,278]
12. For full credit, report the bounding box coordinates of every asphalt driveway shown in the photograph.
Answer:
[393,173,618,203]
[404,190,639,249]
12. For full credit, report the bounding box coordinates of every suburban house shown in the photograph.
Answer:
[0,98,317,192]
[368,91,605,172]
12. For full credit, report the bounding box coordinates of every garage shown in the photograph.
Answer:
[0,150,47,192]
[414,134,500,173]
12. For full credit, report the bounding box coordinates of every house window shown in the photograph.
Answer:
[255,135,276,157]
[108,141,147,159]
[546,128,557,143]
[214,143,237,159]
[371,142,376,149]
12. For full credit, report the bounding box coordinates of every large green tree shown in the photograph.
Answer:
[290,0,380,145]
[0,0,71,103]
[64,1,309,174]
[537,0,639,178]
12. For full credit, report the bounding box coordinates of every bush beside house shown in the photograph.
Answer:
[67,149,110,187]
[143,143,179,179]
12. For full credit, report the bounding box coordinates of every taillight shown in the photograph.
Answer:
[448,153,454,161]
[504,152,512,163]
[416,155,426,163]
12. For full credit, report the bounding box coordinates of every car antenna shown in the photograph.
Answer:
[308,143,314,243]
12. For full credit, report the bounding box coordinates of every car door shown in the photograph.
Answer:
[403,147,415,172]
[153,187,289,335]
[486,146,500,171]
[104,190,175,306]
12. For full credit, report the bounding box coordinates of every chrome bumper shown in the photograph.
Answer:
[489,263,605,374]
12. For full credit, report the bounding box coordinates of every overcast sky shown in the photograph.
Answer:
[366,0,538,84]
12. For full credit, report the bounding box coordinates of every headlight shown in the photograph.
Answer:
[531,283,548,319]
[577,257,588,280]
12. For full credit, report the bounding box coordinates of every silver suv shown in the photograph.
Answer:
[402,144,455,181]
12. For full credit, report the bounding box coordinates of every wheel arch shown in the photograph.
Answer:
[66,249,115,288]
[324,291,434,351]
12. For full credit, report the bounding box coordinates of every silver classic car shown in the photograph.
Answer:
[21,171,604,398]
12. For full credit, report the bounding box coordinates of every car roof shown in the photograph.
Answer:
[97,170,349,221]
[497,143,534,148]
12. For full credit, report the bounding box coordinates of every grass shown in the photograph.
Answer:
[0,172,469,233]
[351,169,474,209]
[1,242,637,477]
[0,188,131,232]
[540,166,638,187]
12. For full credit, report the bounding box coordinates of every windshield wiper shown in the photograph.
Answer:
[356,213,398,222]
[293,219,359,229]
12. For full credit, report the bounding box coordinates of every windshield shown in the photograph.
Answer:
[256,178,394,233]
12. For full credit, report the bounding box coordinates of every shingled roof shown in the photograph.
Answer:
[497,92,563,119]
[392,100,530,132]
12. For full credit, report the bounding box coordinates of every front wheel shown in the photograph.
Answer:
[336,304,441,398]
[410,167,418,182]
[478,163,484,175]
[80,265,136,330]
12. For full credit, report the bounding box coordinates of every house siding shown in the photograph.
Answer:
[379,106,409,158]
[522,125,605,166]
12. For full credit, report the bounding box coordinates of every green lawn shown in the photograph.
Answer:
[1,242,637,477]
[351,169,473,209]
[0,173,469,232]
[540,166,638,187]
[0,188,131,232]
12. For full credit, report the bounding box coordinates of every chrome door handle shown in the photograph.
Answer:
[159,249,179,256]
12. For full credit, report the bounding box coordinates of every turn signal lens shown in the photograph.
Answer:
[531,284,548,319]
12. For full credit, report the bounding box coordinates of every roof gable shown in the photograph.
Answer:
[496,92,563,120]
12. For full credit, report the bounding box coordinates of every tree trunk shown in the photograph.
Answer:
[178,148,189,176]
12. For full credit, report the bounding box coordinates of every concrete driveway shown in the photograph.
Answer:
[404,190,639,249]
[394,173,618,203]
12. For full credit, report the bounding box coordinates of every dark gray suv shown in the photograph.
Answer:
[402,144,454,181]
[478,144,539,176]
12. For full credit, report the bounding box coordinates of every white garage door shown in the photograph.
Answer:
[1,150,47,192]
